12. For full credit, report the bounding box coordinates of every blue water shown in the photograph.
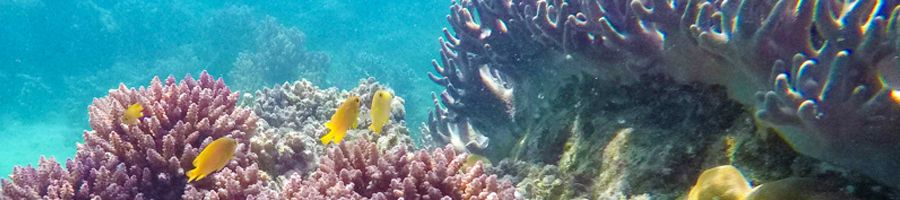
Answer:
[0,0,444,176]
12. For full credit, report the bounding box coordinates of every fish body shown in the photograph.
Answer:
[368,90,393,135]
[321,96,361,145]
[123,103,144,125]
[688,165,751,200]
[186,137,237,182]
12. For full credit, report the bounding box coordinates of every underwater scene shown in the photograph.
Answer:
[3,0,900,199]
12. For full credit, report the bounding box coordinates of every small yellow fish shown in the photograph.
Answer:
[368,90,393,135]
[687,165,751,200]
[463,153,492,171]
[186,137,237,182]
[321,96,361,145]
[123,103,144,125]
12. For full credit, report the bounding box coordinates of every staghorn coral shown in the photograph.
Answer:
[250,78,412,180]
[1,71,276,199]
[429,0,900,188]
[281,139,520,200]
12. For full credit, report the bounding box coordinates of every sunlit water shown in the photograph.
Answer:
[0,0,446,176]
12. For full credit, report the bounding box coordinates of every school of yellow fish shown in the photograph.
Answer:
[120,90,394,183]
[321,89,394,144]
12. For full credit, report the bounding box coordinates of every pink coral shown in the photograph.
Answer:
[1,157,74,200]
[2,71,275,199]
[282,139,519,200]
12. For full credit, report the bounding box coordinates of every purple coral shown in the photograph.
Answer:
[428,0,900,189]
[1,157,74,199]
[2,71,275,199]
[281,139,519,200]
[755,0,900,187]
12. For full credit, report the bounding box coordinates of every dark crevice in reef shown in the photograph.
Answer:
[503,73,748,199]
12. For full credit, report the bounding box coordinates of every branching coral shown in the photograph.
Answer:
[1,157,74,199]
[429,0,900,188]
[250,78,412,180]
[423,92,491,154]
[753,0,900,187]
[1,71,276,199]
[281,139,520,200]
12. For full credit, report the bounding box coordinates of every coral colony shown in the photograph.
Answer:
[426,0,900,191]
[1,72,514,199]
[5,0,900,199]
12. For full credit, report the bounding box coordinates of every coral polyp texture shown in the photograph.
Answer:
[281,139,520,200]
[250,78,413,180]
[428,0,900,188]
[1,71,276,199]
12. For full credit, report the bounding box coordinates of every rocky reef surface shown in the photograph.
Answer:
[424,0,900,199]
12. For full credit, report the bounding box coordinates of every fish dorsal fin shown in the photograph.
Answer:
[192,151,202,166]
[194,140,216,166]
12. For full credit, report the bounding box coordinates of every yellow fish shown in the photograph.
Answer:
[463,153,492,171]
[186,137,237,182]
[687,165,751,200]
[321,96,361,145]
[122,103,144,125]
[368,90,393,135]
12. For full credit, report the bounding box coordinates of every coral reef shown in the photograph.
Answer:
[2,74,518,199]
[1,157,73,199]
[1,71,276,199]
[227,16,330,91]
[281,139,519,199]
[427,0,900,189]
[480,77,746,199]
[250,78,412,180]
[754,8,900,190]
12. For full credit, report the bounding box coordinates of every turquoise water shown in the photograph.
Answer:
[0,0,443,176]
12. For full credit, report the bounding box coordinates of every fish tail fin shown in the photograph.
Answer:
[321,131,334,145]
[333,130,347,144]
[368,125,382,135]
[186,169,201,183]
